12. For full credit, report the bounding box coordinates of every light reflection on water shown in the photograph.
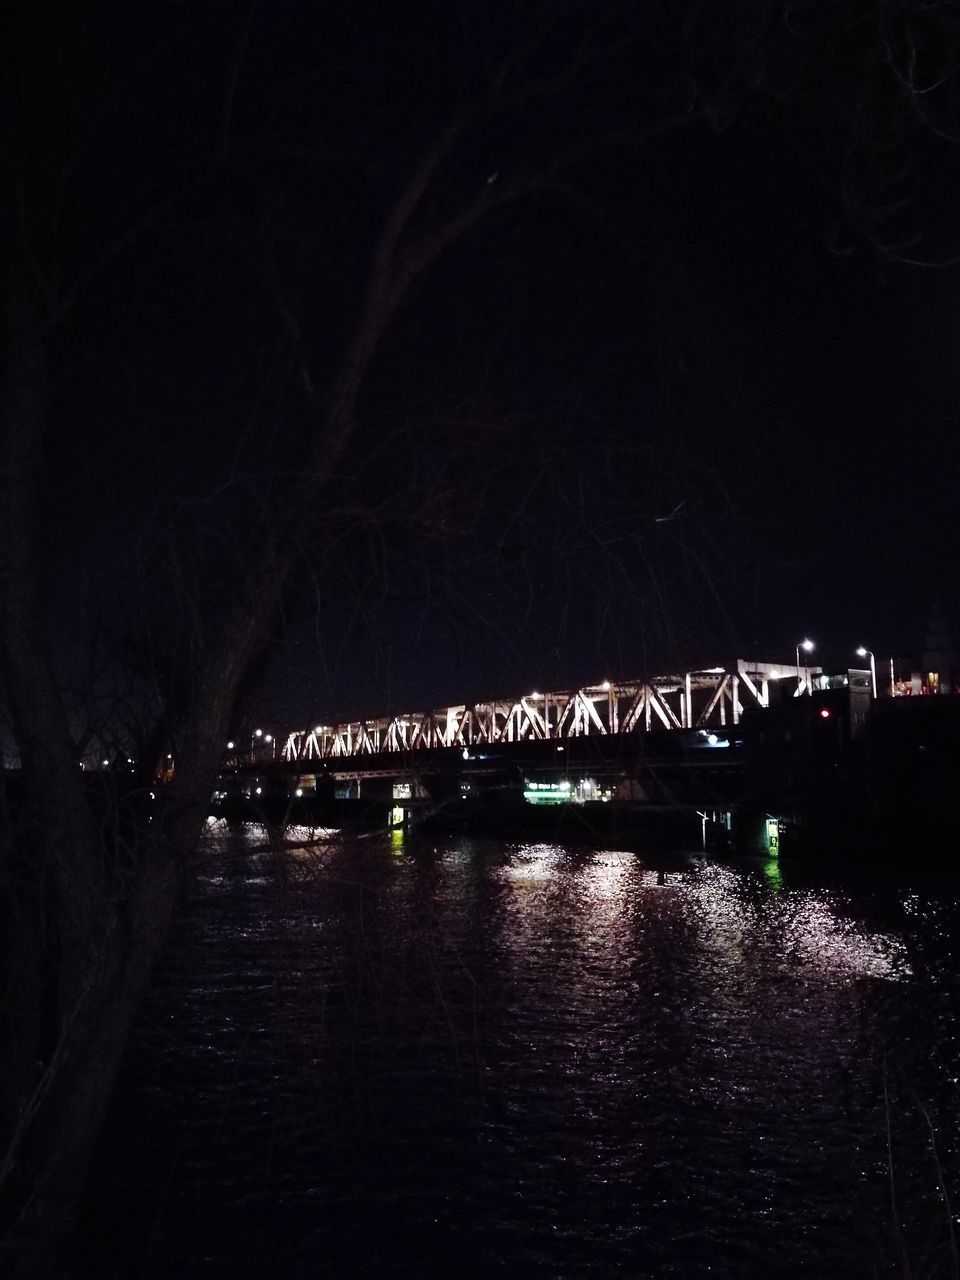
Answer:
[85,831,960,1279]
[687,862,909,983]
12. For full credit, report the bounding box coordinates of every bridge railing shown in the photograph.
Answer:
[281,660,810,764]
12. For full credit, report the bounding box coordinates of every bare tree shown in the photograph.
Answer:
[4,0,957,1273]
[0,5,696,1271]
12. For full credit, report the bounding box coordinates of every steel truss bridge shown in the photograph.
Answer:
[282,659,813,765]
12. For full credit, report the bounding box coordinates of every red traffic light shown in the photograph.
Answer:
[818,707,831,719]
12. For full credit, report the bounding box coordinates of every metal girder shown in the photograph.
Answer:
[281,660,807,763]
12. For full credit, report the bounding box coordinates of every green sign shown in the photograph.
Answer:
[765,816,780,855]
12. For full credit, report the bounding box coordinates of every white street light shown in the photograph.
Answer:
[856,646,877,699]
[796,638,814,694]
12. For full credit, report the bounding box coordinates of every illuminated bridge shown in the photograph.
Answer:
[281,659,814,764]
[224,656,874,850]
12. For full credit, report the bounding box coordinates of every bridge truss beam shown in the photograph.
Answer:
[281,660,808,765]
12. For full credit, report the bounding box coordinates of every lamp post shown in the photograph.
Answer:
[856,647,877,699]
[252,727,263,761]
[796,638,814,694]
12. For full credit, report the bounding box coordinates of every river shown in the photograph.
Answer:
[79,825,960,1277]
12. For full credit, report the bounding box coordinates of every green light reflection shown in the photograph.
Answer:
[763,854,782,892]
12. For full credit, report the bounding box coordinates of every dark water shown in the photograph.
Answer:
[82,827,960,1278]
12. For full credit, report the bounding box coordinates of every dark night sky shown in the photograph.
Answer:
[16,0,960,730]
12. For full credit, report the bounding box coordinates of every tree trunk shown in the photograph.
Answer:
[0,273,191,1275]
[2,850,185,1279]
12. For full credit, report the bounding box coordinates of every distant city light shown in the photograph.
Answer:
[601,680,611,691]
[295,788,303,797]
[255,728,263,737]
[227,740,235,749]
[819,708,831,719]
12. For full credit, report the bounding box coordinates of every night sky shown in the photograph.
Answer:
[12,0,960,731]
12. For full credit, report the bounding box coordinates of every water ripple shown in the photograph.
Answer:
[82,833,960,1279]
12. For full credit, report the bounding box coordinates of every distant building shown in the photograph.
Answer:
[886,604,957,697]
[921,601,957,694]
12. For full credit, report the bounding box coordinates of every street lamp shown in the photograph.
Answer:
[796,638,814,693]
[856,646,877,699]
